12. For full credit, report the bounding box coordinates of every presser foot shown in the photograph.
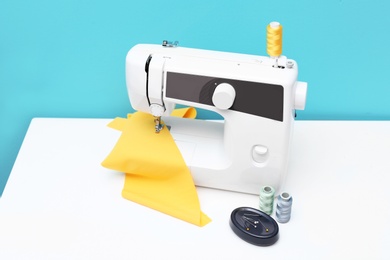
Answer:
[154,116,164,133]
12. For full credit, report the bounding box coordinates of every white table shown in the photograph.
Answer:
[1,118,390,259]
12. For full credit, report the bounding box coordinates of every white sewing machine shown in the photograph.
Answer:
[125,26,307,195]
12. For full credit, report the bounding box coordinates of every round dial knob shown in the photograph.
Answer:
[212,83,236,110]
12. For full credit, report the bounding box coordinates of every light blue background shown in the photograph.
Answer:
[1,0,389,195]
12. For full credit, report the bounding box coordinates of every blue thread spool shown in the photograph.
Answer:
[276,192,293,223]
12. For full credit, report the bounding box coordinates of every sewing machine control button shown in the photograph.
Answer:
[212,83,236,110]
[252,145,268,163]
[254,145,268,155]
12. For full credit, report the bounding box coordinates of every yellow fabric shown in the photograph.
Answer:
[107,117,128,131]
[101,108,210,227]
[170,107,197,118]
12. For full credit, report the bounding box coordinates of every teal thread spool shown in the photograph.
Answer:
[259,186,275,215]
[276,192,293,223]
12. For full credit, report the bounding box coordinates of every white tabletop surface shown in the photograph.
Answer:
[1,118,390,259]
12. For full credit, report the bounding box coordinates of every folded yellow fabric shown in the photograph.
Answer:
[101,108,211,227]
[170,107,197,118]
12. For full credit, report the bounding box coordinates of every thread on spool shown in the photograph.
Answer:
[276,192,293,223]
[266,22,283,57]
[259,186,275,215]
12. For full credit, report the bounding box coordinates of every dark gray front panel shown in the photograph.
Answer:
[166,72,284,121]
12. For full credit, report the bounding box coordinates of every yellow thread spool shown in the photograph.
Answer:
[266,21,283,57]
